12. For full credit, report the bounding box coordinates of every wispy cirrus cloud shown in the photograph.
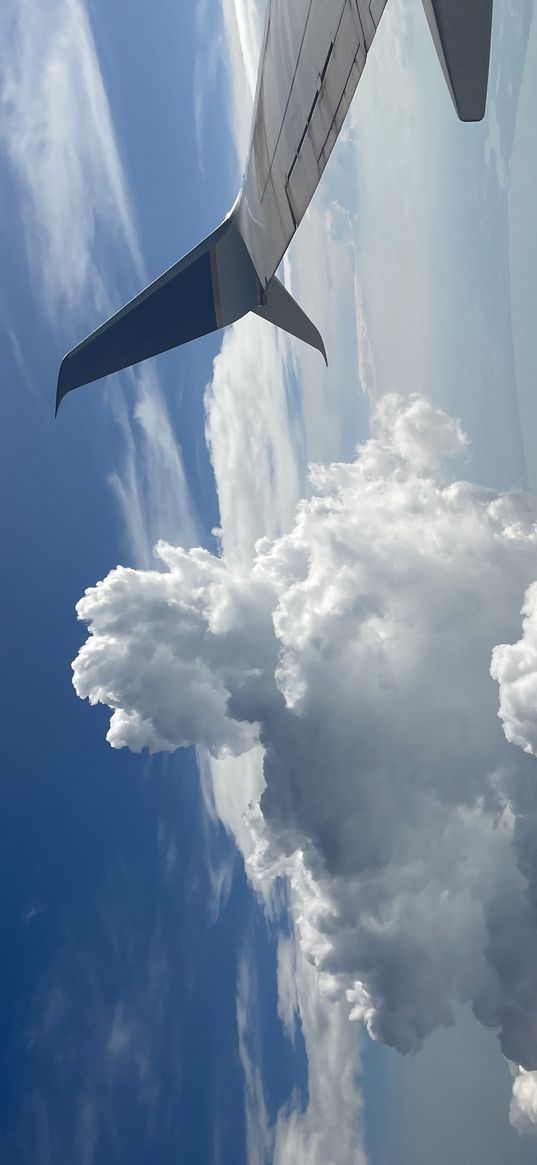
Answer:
[0,0,142,317]
[206,316,302,567]
[0,0,199,564]
[16,869,186,1165]
[235,950,273,1165]
[236,942,367,1165]
[0,7,202,1158]
[109,365,200,569]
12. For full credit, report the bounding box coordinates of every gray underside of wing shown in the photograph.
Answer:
[421,0,493,122]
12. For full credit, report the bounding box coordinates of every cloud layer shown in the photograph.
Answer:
[72,394,537,1123]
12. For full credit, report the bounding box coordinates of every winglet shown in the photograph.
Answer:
[55,210,261,412]
[253,276,327,364]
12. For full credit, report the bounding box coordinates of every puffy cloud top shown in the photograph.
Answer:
[492,583,537,757]
[74,395,537,1116]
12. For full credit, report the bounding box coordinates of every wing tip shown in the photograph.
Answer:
[254,277,328,364]
[55,356,71,416]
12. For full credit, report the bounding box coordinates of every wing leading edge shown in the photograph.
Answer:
[56,0,493,410]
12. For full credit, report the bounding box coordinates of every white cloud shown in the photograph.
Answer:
[196,747,238,920]
[236,951,273,1165]
[272,931,367,1165]
[276,935,299,1043]
[0,0,200,564]
[0,0,142,317]
[204,747,267,871]
[283,196,370,468]
[511,1068,537,1137]
[3,319,37,395]
[206,316,302,567]
[72,394,537,1114]
[236,942,367,1165]
[109,366,200,568]
[492,581,537,757]
[218,0,265,169]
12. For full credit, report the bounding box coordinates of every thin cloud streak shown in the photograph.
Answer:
[236,943,367,1165]
[0,0,143,318]
[236,951,273,1165]
[0,0,200,563]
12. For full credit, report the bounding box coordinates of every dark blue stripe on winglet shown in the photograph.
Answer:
[56,241,218,413]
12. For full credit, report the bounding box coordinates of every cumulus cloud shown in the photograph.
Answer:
[511,1069,537,1137]
[72,393,537,1109]
[492,583,537,757]
[491,581,537,1134]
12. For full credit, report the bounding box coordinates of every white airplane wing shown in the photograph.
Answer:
[56,0,492,411]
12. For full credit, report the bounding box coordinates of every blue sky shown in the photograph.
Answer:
[2,0,537,1162]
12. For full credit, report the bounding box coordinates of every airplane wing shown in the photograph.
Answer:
[56,0,492,410]
[238,0,389,287]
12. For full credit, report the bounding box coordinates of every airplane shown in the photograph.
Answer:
[56,0,493,413]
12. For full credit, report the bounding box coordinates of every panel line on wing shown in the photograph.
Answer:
[284,1,364,224]
[257,0,316,206]
[317,46,363,166]
[284,6,347,191]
